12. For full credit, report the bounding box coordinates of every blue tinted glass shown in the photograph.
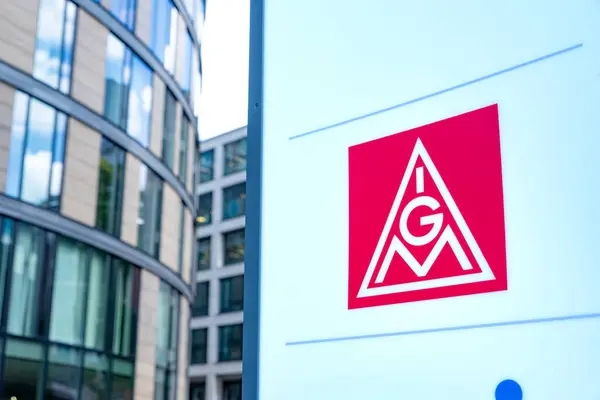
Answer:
[96,138,126,236]
[191,50,201,115]
[110,0,136,30]
[5,95,67,208]
[165,1,178,74]
[32,0,76,94]
[178,116,189,184]
[162,91,177,169]
[150,0,178,73]
[59,3,77,94]
[104,35,131,128]
[150,0,169,63]
[180,31,193,97]
[33,0,67,89]
[127,56,153,147]
[49,113,67,209]
[21,99,56,206]
[5,93,30,197]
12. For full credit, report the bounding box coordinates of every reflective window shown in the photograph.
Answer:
[49,239,140,353]
[224,229,244,266]
[105,35,154,147]
[196,192,212,226]
[151,0,179,74]
[220,275,243,314]
[0,217,141,399]
[96,137,126,236]
[2,339,44,399]
[190,382,206,400]
[180,31,193,99]
[45,344,82,397]
[223,380,242,400]
[111,258,140,358]
[162,90,177,170]
[222,182,246,220]
[4,93,67,210]
[108,0,136,30]
[193,141,200,187]
[86,250,111,350]
[218,324,243,362]
[33,0,77,94]
[138,165,164,257]
[6,223,48,339]
[190,329,207,365]
[178,202,185,274]
[105,35,131,128]
[155,282,179,400]
[179,114,189,184]
[83,352,109,398]
[128,56,154,147]
[192,281,208,317]
[4,93,29,199]
[50,238,88,346]
[111,357,135,398]
[199,150,214,183]
[197,237,210,271]
[0,219,14,315]
[191,48,202,115]
[224,138,247,176]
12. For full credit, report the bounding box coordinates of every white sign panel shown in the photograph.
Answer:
[245,1,600,399]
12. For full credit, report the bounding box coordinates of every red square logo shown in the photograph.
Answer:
[348,104,507,310]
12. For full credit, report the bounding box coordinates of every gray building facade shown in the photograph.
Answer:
[189,126,247,400]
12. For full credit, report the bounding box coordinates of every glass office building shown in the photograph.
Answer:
[0,0,204,398]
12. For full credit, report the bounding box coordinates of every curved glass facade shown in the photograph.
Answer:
[0,0,203,398]
[0,216,140,399]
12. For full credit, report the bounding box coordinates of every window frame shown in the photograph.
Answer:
[189,381,206,400]
[162,89,178,170]
[149,0,179,73]
[108,0,137,30]
[178,113,190,185]
[192,281,209,317]
[218,323,243,362]
[33,0,78,94]
[196,236,211,271]
[196,192,213,226]
[219,275,244,314]
[4,93,69,211]
[154,282,180,400]
[190,328,208,365]
[222,182,246,220]
[222,379,242,400]
[0,217,142,399]
[137,165,164,258]
[199,149,214,183]
[95,136,127,237]
[223,229,245,266]
[104,34,154,148]
[223,137,247,176]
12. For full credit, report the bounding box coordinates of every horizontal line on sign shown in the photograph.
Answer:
[288,43,584,141]
[285,311,600,346]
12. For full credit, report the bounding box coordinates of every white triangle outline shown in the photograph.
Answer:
[357,138,496,298]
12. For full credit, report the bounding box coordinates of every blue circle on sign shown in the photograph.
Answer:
[495,379,523,400]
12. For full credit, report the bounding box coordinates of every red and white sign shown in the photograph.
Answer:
[348,104,507,309]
